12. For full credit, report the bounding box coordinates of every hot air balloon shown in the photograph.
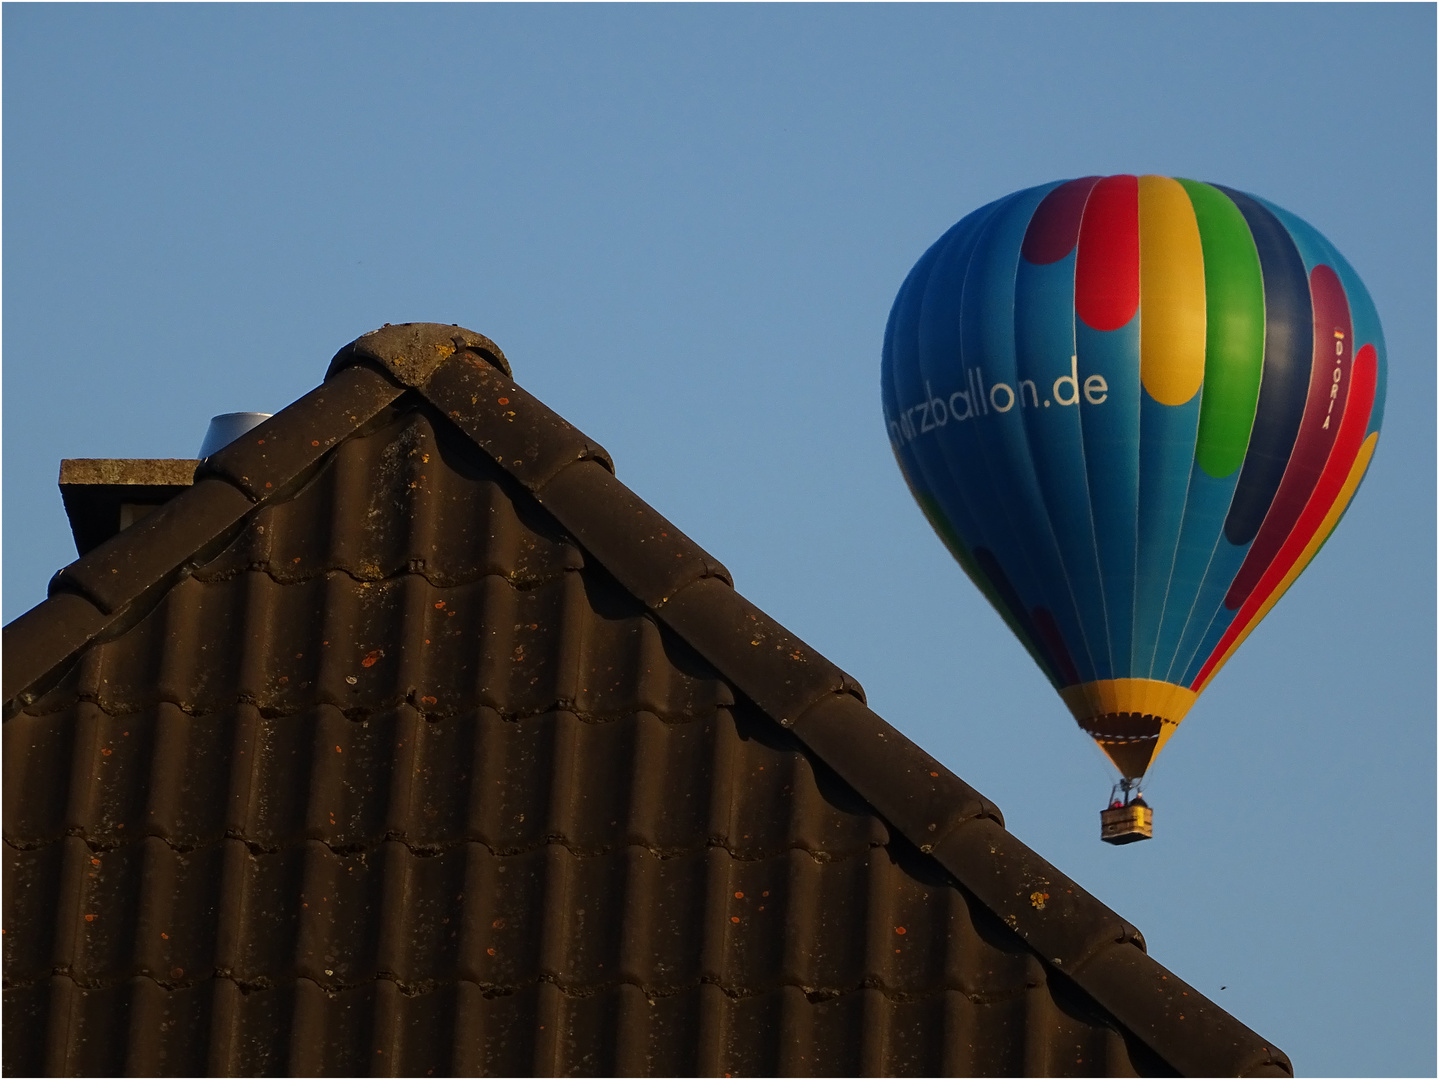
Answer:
[881,175,1385,843]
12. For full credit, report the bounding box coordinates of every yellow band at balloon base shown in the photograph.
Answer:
[1059,678,1199,780]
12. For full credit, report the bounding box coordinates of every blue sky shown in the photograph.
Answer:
[5,5,1433,1074]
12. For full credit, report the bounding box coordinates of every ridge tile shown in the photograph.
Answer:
[931,816,1140,973]
[421,352,614,490]
[657,575,863,723]
[326,322,513,385]
[790,692,1002,840]
[196,364,403,503]
[47,478,253,616]
[2,592,107,710]
[537,458,733,607]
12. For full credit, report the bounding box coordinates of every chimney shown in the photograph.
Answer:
[59,412,272,556]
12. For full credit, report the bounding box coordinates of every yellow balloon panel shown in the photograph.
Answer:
[1138,175,1207,406]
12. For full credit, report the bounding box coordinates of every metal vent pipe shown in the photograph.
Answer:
[199,412,272,458]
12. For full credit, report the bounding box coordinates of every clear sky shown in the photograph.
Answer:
[5,5,1433,1074]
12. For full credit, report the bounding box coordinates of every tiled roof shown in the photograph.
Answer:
[3,324,1292,1077]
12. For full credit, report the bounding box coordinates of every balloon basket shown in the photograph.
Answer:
[1100,803,1153,845]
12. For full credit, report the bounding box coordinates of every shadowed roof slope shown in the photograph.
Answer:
[4,324,1292,1077]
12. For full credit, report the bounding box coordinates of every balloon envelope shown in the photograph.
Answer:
[882,175,1385,779]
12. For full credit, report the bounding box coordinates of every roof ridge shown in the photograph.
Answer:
[5,323,1291,1078]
